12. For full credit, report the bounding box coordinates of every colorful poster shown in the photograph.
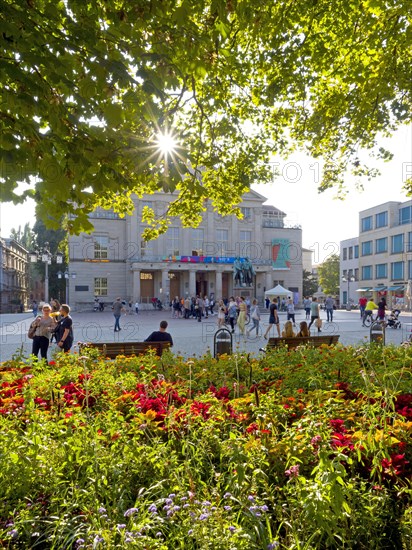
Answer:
[271,239,291,270]
[162,255,249,264]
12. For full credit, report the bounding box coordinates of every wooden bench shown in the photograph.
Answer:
[79,341,170,358]
[266,334,340,350]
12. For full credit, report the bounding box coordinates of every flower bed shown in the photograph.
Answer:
[0,344,411,549]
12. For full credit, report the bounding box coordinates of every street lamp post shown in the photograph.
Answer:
[342,275,355,311]
[57,270,76,304]
[29,242,63,303]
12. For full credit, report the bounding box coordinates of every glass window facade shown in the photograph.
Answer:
[361,241,373,256]
[399,205,412,225]
[362,265,372,280]
[354,245,359,258]
[361,216,373,232]
[215,229,229,256]
[375,237,388,254]
[166,227,180,255]
[375,211,388,228]
[391,261,404,280]
[94,236,109,259]
[94,277,108,296]
[375,263,387,278]
[391,234,404,254]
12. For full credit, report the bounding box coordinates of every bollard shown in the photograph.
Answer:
[370,321,385,345]
[214,328,233,358]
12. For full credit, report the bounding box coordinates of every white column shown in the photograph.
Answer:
[215,270,222,300]
[189,269,196,296]
[132,268,141,300]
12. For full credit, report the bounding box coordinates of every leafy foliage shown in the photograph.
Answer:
[302,268,318,297]
[318,253,340,295]
[0,344,411,548]
[1,0,411,235]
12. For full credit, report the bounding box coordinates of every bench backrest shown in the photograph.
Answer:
[79,341,169,358]
[267,335,340,349]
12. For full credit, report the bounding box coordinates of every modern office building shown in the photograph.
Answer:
[340,199,412,309]
[67,190,303,309]
[339,237,359,307]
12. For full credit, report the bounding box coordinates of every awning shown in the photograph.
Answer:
[372,286,387,291]
[356,287,372,292]
[387,285,404,291]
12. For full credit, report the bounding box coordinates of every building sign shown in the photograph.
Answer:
[271,239,291,270]
[162,255,248,264]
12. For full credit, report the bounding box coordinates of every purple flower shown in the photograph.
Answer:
[188,529,194,535]
[223,492,232,498]
[228,526,236,533]
[98,507,106,514]
[117,524,126,529]
[260,505,269,512]
[168,493,176,498]
[247,495,255,502]
[156,532,163,538]
[199,513,210,520]
[267,543,279,549]
[124,507,139,517]
[285,465,300,478]
[202,500,211,507]
[148,504,157,514]
[7,530,18,539]
[224,505,232,511]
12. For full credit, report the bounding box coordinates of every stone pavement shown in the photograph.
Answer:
[1,308,411,363]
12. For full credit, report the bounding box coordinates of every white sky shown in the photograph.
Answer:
[1,125,411,263]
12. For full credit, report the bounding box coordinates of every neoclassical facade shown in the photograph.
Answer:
[68,190,303,309]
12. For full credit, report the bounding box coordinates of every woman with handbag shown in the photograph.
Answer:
[248,299,261,337]
[30,303,57,361]
[308,297,322,333]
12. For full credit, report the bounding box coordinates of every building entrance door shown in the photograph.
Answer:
[196,272,208,297]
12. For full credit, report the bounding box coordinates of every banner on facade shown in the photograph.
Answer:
[271,239,291,270]
[162,255,249,264]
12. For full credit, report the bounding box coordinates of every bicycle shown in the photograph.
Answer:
[362,312,382,328]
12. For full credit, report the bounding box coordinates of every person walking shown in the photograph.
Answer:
[217,300,226,328]
[308,297,322,333]
[248,298,261,337]
[55,304,74,353]
[286,297,296,324]
[237,296,247,336]
[134,300,139,315]
[227,296,238,333]
[30,303,57,361]
[264,298,281,339]
[302,296,311,320]
[324,295,335,322]
[144,320,173,347]
[31,300,38,317]
[358,296,367,319]
[377,297,387,322]
[112,297,125,332]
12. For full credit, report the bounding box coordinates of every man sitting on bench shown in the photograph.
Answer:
[145,320,174,347]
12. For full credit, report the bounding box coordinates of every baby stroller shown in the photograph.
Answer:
[386,309,401,329]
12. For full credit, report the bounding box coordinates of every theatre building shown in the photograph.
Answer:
[67,190,303,309]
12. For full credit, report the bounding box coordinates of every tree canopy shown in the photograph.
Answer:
[1,0,411,236]
[317,254,340,295]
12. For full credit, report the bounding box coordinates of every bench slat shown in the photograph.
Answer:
[267,335,340,350]
[79,341,169,358]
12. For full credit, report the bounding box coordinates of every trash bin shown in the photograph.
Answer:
[370,321,385,345]
[214,328,233,358]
